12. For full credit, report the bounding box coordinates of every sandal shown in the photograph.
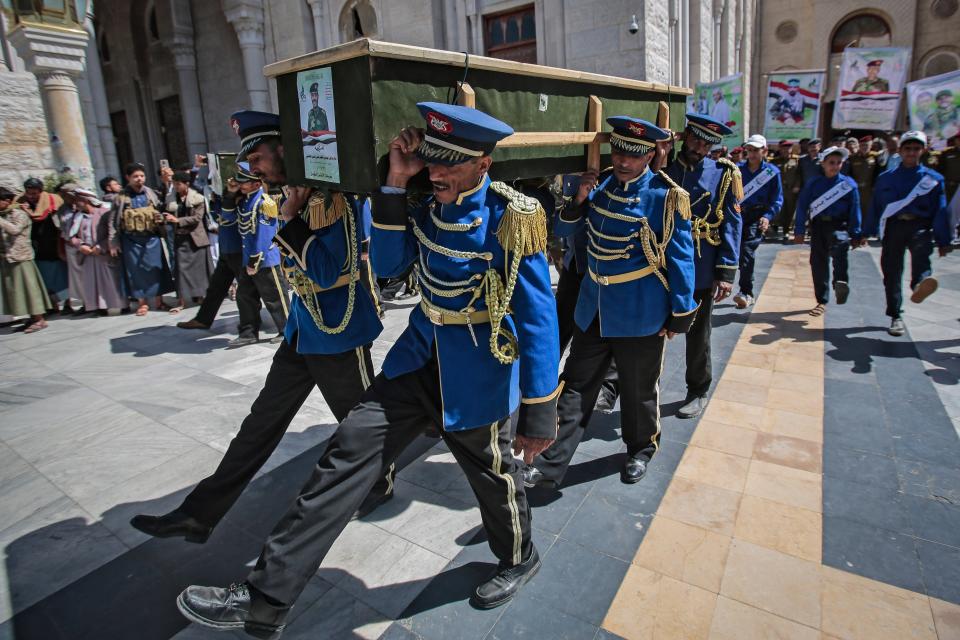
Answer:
[808,303,826,317]
[23,320,48,333]
[168,305,185,315]
[135,304,150,316]
[156,303,173,312]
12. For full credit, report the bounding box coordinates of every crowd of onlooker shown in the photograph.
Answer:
[0,157,420,337]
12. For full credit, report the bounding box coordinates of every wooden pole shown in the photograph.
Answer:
[456,82,476,108]
[653,100,671,171]
[586,95,603,172]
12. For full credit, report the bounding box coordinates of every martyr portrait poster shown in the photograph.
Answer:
[833,47,910,131]
[763,71,825,141]
[297,66,340,183]
[906,70,960,150]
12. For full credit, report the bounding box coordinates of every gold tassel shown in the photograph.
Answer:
[664,186,692,222]
[306,191,347,230]
[261,193,279,218]
[717,158,744,201]
[490,181,547,256]
[496,201,547,256]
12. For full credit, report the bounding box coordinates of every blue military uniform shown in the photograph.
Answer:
[865,143,953,320]
[229,165,290,339]
[795,151,861,305]
[233,103,560,619]
[182,190,265,338]
[143,111,392,557]
[737,152,783,300]
[664,112,742,411]
[532,117,697,488]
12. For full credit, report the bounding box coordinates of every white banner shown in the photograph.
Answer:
[906,70,960,150]
[833,47,910,131]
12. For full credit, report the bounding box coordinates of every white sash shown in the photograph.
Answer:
[738,166,776,205]
[808,180,853,220]
[879,175,939,238]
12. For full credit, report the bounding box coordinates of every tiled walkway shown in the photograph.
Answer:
[2,244,959,639]
[600,249,960,639]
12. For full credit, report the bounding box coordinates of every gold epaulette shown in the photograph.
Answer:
[716,157,744,201]
[489,181,547,256]
[657,171,692,221]
[304,191,347,230]
[260,192,278,219]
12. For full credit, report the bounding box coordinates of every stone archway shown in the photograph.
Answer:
[338,0,379,42]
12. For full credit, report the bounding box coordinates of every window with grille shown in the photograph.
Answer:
[484,5,536,64]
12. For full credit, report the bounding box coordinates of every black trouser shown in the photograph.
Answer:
[179,338,389,529]
[194,252,261,338]
[809,218,850,304]
[249,265,289,336]
[881,217,934,319]
[535,317,666,485]
[555,266,619,400]
[738,213,766,297]
[684,288,716,397]
[246,360,532,606]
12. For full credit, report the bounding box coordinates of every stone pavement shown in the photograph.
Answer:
[0,243,959,640]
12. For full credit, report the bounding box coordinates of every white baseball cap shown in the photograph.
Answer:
[900,130,927,147]
[744,134,767,149]
[819,146,850,163]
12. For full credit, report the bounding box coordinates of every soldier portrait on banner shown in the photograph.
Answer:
[297,66,340,183]
[907,70,960,149]
[764,71,824,141]
[833,47,910,130]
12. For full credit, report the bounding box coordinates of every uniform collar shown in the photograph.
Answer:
[454,174,488,205]
[618,167,650,190]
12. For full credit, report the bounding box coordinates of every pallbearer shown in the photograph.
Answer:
[230,162,289,345]
[793,146,864,317]
[525,116,697,488]
[663,113,742,420]
[130,110,392,547]
[175,102,560,636]
[866,130,953,337]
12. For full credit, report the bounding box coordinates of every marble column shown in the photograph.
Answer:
[169,38,209,157]
[8,23,95,188]
[84,13,120,177]
[225,0,270,112]
[306,0,334,51]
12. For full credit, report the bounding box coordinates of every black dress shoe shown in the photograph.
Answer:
[677,394,707,419]
[228,335,259,348]
[177,582,288,639]
[621,456,648,484]
[472,547,541,609]
[177,318,211,330]
[521,465,557,489]
[130,509,212,543]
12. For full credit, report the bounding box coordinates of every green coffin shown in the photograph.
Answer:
[264,39,692,193]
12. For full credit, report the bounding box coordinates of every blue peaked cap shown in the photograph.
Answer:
[685,112,733,144]
[231,110,282,161]
[234,161,259,183]
[607,116,669,156]
[416,102,513,165]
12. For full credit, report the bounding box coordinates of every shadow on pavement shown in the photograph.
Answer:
[2,432,442,640]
